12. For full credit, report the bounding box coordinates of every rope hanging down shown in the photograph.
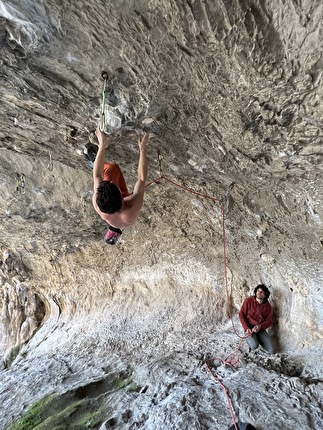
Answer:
[147,174,248,338]
[145,172,251,430]
[96,66,250,427]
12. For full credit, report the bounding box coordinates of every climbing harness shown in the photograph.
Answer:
[100,71,109,131]
[15,173,25,195]
[47,151,53,171]
[104,226,123,245]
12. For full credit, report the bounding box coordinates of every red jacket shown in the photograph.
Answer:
[239,296,272,331]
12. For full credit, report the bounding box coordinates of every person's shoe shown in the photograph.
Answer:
[84,143,98,162]
[104,227,122,245]
[228,422,257,430]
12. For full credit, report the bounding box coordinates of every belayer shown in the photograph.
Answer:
[239,284,274,354]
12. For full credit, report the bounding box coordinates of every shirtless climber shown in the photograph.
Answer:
[92,127,149,244]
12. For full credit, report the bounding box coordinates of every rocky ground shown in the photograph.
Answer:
[0,0,322,429]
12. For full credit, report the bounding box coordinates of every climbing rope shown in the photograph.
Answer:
[146,175,221,203]
[146,170,251,430]
[205,359,239,430]
[95,70,248,425]
[221,199,250,341]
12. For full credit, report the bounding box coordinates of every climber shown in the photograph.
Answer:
[92,126,149,244]
[239,284,274,354]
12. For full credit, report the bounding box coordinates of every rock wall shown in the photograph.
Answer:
[0,0,322,429]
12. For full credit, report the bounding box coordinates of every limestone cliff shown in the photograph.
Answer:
[0,1,322,429]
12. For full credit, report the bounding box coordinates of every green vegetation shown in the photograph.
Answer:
[34,401,104,430]
[8,394,56,430]
[8,395,104,430]
[68,408,104,429]
[8,368,135,429]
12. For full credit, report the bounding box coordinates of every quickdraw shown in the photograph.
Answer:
[100,71,109,131]
[157,148,163,177]
[47,151,53,171]
[15,173,26,195]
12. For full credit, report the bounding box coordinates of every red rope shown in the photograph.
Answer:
[205,360,239,430]
[147,175,243,335]
[204,334,250,430]
[145,174,249,430]
[146,175,221,202]
[221,203,249,341]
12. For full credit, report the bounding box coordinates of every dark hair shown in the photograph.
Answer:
[96,181,122,214]
[254,284,270,302]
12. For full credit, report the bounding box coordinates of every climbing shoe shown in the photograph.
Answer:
[83,143,98,167]
[84,143,98,163]
[104,227,122,245]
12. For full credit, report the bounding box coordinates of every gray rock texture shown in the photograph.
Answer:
[0,0,322,429]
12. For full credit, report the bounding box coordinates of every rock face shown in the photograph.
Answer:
[0,0,322,429]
